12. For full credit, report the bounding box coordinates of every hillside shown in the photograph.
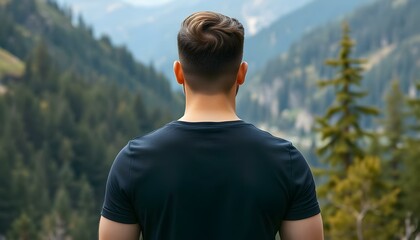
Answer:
[0,0,180,111]
[244,0,374,73]
[0,0,181,237]
[238,0,420,134]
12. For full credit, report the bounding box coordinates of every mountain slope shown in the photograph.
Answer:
[0,0,180,111]
[238,0,420,133]
[244,0,375,72]
[0,0,181,236]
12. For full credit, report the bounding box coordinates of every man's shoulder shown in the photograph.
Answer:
[122,122,176,153]
[122,120,295,154]
[241,122,292,148]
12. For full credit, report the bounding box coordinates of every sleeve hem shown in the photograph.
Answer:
[283,204,321,221]
[101,208,138,224]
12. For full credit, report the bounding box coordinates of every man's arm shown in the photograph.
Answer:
[280,213,324,240]
[99,216,141,240]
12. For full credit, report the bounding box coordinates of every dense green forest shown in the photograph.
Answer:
[0,0,181,238]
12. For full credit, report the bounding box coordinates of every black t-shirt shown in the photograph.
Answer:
[101,120,320,240]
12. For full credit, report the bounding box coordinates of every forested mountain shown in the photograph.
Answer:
[0,0,179,109]
[0,0,181,237]
[244,0,374,73]
[238,0,420,135]
[55,0,312,87]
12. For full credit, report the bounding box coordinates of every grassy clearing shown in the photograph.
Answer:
[0,48,25,79]
[0,0,9,6]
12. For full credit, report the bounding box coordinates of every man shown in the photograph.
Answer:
[99,11,323,240]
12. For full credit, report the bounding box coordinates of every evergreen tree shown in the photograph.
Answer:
[328,157,399,240]
[7,212,37,240]
[6,0,37,24]
[69,176,97,239]
[315,22,379,169]
[381,79,406,179]
[28,148,52,222]
[42,186,73,240]
[401,81,420,236]
[315,23,378,236]
[380,79,407,237]
[0,137,17,233]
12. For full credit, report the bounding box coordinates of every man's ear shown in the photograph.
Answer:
[173,61,185,85]
[236,61,248,86]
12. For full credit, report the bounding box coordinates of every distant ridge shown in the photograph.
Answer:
[239,0,420,133]
[56,0,312,88]
[244,0,374,73]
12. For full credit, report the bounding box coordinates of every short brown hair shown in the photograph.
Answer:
[177,11,245,93]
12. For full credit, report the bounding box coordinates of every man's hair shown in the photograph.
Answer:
[177,11,245,93]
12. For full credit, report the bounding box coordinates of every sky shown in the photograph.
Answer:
[121,0,174,7]
[56,0,176,11]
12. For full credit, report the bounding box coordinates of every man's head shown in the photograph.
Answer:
[175,11,247,95]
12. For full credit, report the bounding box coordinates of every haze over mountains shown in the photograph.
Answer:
[238,0,420,136]
[57,0,376,87]
[56,0,311,83]
[49,0,420,139]
[244,0,375,72]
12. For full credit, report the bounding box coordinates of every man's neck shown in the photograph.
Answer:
[179,93,240,122]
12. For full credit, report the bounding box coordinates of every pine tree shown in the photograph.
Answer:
[24,41,59,95]
[6,0,37,24]
[315,23,384,238]
[380,79,407,237]
[328,157,399,240]
[381,80,406,179]
[7,212,37,240]
[69,176,97,240]
[39,186,73,240]
[315,22,379,170]
[0,138,17,234]
[401,81,420,236]
[28,148,52,222]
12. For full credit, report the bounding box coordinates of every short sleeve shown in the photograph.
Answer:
[101,146,138,224]
[283,143,320,220]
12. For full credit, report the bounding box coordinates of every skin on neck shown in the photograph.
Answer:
[174,61,248,122]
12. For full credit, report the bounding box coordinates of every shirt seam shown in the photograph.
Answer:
[129,151,133,204]
[127,142,139,224]
[288,142,295,198]
[169,121,249,129]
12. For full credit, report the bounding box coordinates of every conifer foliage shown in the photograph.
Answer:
[315,23,400,239]
[328,157,400,240]
[0,0,178,238]
[382,80,406,180]
[401,82,420,233]
[316,22,378,169]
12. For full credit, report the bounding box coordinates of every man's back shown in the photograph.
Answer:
[101,120,320,240]
[99,11,323,240]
